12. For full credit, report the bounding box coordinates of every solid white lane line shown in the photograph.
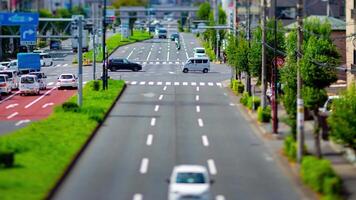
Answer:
[207,159,217,175]
[6,103,18,109]
[154,105,160,112]
[47,82,54,86]
[196,86,200,92]
[167,51,170,61]
[7,112,18,119]
[139,158,149,174]
[216,195,226,200]
[195,95,199,101]
[133,194,143,200]
[150,118,156,126]
[146,134,153,146]
[146,51,152,61]
[198,118,204,127]
[196,105,200,113]
[0,91,20,104]
[127,48,135,59]
[15,119,31,126]
[25,87,56,109]
[158,95,164,100]
[202,135,209,147]
[163,86,167,91]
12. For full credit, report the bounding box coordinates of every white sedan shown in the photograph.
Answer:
[168,165,212,200]
[57,73,78,89]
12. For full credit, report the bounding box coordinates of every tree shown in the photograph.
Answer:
[112,0,148,8]
[281,18,339,157]
[328,84,356,152]
[197,2,210,20]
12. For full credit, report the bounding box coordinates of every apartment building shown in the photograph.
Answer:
[346,0,356,84]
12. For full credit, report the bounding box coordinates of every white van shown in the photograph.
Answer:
[19,75,40,95]
[40,53,53,67]
[0,70,19,90]
[193,47,206,58]
[182,57,210,73]
[0,74,12,94]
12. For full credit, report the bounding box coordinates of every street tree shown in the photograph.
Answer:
[113,0,148,8]
[197,2,210,21]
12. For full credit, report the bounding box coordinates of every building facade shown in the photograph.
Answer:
[346,0,356,85]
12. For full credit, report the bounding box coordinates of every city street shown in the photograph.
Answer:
[50,32,305,200]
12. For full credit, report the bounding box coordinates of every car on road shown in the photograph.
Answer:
[39,53,53,67]
[170,33,180,41]
[168,165,212,200]
[7,60,18,71]
[157,28,168,39]
[57,73,78,89]
[108,58,142,72]
[0,74,12,94]
[29,72,47,90]
[0,61,10,68]
[0,70,19,90]
[19,75,40,95]
[182,57,210,73]
[193,47,206,58]
[50,39,62,50]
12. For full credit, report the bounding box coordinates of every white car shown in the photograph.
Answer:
[19,75,40,95]
[319,95,340,115]
[193,47,206,58]
[0,74,12,94]
[39,53,53,67]
[7,60,18,71]
[0,70,19,90]
[168,165,212,200]
[182,57,210,73]
[29,72,47,90]
[57,73,78,89]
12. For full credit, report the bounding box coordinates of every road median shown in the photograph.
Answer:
[0,80,126,200]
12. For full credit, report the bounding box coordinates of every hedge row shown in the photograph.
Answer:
[240,92,261,111]
[257,106,271,123]
[231,79,244,94]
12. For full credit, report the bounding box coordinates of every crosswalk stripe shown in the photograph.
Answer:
[63,64,68,67]
[216,83,222,87]
[169,62,172,64]
[183,82,188,86]
[200,82,205,86]
[126,81,223,88]
[156,61,159,64]
[166,82,171,85]
[163,62,167,64]
[175,62,179,64]
[157,82,162,85]
[149,62,154,64]
[208,82,214,86]
[143,62,147,64]
[48,82,54,86]
[55,64,61,67]
[174,82,180,86]
[148,81,154,85]
[131,81,137,85]
[191,82,197,86]
[139,81,146,85]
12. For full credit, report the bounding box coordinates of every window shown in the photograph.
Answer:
[114,59,123,64]
[276,7,297,19]
[123,59,129,64]
[202,59,208,63]
[196,59,203,64]
[61,75,73,79]
[196,49,205,54]
[21,77,35,84]
[0,76,5,82]
[175,173,206,184]
[0,72,13,79]
[353,50,356,65]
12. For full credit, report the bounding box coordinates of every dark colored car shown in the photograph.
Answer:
[50,40,62,50]
[170,33,179,41]
[108,58,142,72]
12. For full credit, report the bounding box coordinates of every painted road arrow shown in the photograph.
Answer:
[42,102,54,108]
[6,103,19,109]
[15,119,31,126]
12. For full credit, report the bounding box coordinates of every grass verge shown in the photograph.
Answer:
[0,79,125,200]
[79,30,152,63]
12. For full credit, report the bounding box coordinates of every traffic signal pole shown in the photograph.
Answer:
[102,0,108,90]
[77,16,83,107]
[272,0,278,134]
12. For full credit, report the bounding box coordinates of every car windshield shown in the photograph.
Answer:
[0,72,13,78]
[196,49,205,54]
[21,77,35,84]
[159,30,167,34]
[61,75,73,79]
[176,172,206,184]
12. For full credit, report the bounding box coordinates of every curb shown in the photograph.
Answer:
[45,83,127,199]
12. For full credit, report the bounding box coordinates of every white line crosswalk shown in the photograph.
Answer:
[126,81,223,87]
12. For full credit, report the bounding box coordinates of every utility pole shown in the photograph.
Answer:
[102,0,108,90]
[213,0,219,61]
[272,0,278,134]
[297,0,305,163]
[93,30,96,80]
[245,0,251,95]
[77,16,84,107]
[261,0,267,108]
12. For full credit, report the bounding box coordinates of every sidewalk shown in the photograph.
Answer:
[227,79,356,199]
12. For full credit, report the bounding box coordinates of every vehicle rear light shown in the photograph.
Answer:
[0,83,6,87]
[57,80,61,82]
[72,79,76,82]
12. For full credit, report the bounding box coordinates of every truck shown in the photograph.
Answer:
[17,53,41,75]
[71,21,89,53]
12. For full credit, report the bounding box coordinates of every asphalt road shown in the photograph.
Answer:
[52,26,305,199]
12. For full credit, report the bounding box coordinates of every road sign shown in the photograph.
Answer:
[20,25,37,45]
[0,13,39,26]
[17,53,41,70]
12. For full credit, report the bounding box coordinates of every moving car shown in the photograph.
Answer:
[168,165,212,200]
[29,72,47,90]
[19,75,40,95]
[39,53,53,67]
[157,28,168,39]
[57,73,78,89]
[0,74,12,94]
[50,39,62,50]
[193,47,206,58]
[170,33,179,41]
[108,58,142,72]
[182,57,210,73]
[0,70,19,90]
[7,60,18,71]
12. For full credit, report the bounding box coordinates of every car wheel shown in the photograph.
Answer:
[183,68,189,73]
[203,68,209,73]
[133,67,139,72]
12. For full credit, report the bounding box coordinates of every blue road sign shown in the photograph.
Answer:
[0,12,39,26]
[17,53,41,71]
[20,25,37,45]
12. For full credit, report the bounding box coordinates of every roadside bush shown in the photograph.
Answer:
[284,134,297,161]
[240,92,250,106]
[0,151,14,168]
[301,156,342,196]
[62,102,80,112]
[92,81,100,91]
[247,96,261,110]
[231,80,245,94]
[257,106,271,123]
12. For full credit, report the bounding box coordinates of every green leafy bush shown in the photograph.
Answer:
[231,80,245,94]
[240,92,250,106]
[0,151,14,168]
[257,106,271,123]
[247,96,261,110]
[301,156,342,196]
[284,134,297,161]
[62,102,80,112]
[92,81,100,91]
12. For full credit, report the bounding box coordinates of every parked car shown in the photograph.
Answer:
[168,165,212,200]
[39,53,53,67]
[193,47,206,58]
[108,58,142,72]
[182,57,210,73]
[0,74,12,94]
[57,73,78,89]
[319,95,340,116]
[19,75,40,95]
[0,70,19,90]
[319,95,340,140]
[29,72,47,90]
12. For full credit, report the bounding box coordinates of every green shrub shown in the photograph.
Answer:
[240,92,250,106]
[92,81,100,91]
[37,40,47,48]
[301,156,341,195]
[232,80,244,94]
[247,96,261,110]
[62,102,80,112]
[257,106,271,123]
[284,134,297,161]
[0,151,14,168]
